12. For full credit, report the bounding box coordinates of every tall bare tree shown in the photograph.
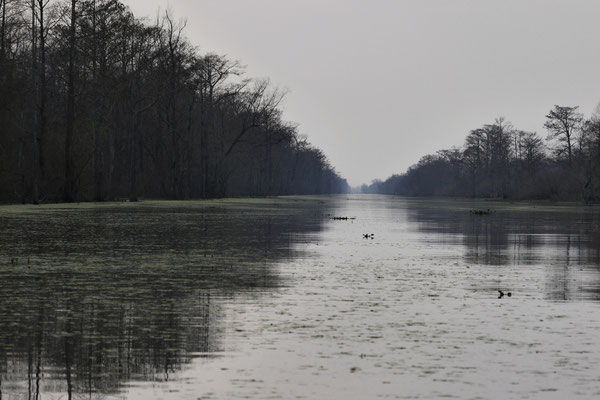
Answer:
[63,0,76,201]
[544,105,583,166]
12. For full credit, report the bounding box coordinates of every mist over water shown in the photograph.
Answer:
[1,195,600,399]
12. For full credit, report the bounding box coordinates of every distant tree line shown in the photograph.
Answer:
[0,0,348,204]
[363,106,600,202]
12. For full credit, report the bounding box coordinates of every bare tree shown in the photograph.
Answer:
[63,0,77,201]
[0,0,6,60]
[544,105,583,166]
[30,0,40,203]
[519,131,545,170]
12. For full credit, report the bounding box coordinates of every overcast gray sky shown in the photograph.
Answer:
[123,0,600,186]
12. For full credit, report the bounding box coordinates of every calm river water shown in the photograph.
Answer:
[1,195,600,399]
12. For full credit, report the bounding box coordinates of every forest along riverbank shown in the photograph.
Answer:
[1,195,600,399]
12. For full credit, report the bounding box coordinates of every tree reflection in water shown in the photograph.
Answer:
[0,198,330,398]
[405,199,600,301]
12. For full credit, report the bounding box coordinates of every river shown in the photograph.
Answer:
[1,195,599,399]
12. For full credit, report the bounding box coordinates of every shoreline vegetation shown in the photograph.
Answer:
[3,2,598,206]
[1,194,598,214]
[362,109,600,203]
[0,194,331,207]
[0,0,348,205]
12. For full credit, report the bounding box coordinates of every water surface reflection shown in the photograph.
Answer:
[0,198,330,398]
[404,198,600,301]
[2,196,600,399]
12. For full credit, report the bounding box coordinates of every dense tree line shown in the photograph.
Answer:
[0,0,348,203]
[364,106,600,202]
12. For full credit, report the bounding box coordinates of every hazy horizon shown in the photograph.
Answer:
[123,0,600,186]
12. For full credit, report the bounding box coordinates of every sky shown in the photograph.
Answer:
[123,0,600,186]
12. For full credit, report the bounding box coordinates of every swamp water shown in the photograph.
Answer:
[0,195,599,399]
